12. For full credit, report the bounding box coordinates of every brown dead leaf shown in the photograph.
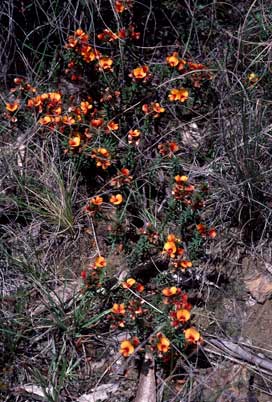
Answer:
[13,384,53,401]
[77,383,119,402]
[134,351,156,402]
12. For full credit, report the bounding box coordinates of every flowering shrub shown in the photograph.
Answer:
[2,0,216,374]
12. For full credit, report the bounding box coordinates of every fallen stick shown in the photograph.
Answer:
[134,351,157,402]
[206,337,272,374]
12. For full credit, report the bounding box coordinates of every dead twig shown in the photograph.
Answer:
[134,351,156,402]
[205,337,272,374]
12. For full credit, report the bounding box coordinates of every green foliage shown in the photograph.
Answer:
[127,235,153,267]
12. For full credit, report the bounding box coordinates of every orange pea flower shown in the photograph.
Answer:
[142,102,165,117]
[157,334,170,353]
[163,241,177,258]
[80,44,96,63]
[66,37,78,48]
[62,115,76,125]
[209,228,217,239]
[175,175,188,184]
[115,0,130,13]
[91,196,103,206]
[176,309,191,323]
[168,88,189,102]
[196,223,205,235]
[142,104,150,113]
[152,102,165,114]
[97,147,109,157]
[107,121,119,131]
[158,142,179,156]
[188,62,205,70]
[181,260,192,269]
[136,283,144,292]
[39,115,52,125]
[98,57,113,71]
[120,340,134,357]
[184,327,201,344]
[112,303,126,315]
[110,194,123,205]
[94,256,107,268]
[80,101,92,115]
[53,106,62,116]
[168,88,181,102]
[166,52,179,67]
[162,287,179,297]
[14,77,23,85]
[91,118,104,128]
[197,224,216,239]
[110,168,132,187]
[177,59,186,71]
[74,29,89,42]
[170,142,179,152]
[68,134,81,148]
[167,234,179,243]
[122,278,136,289]
[5,101,19,112]
[40,93,49,101]
[248,72,258,84]
[97,29,118,42]
[48,92,61,103]
[27,97,42,108]
[128,129,141,138]
[91,148,111,169]
[121,167,130,176]
[128,129,141,145]
[132,65,149,79]
[118,28,127,39]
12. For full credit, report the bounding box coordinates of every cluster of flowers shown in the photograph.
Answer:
[24,86,122,158]
[97,24,140,42]
[85,192,123,215]
[65,29,114,71]
[83,168,133,214]
[196,223,217,239]
[166,51,213,89]
[114,0,133,14]
[142,102,165,118]
[27,92,63,125]
[172,175,207,210]
[111,279,145,328]
[81,255,107,283]
[4,77,37,122]
[163,234,192,270]
[117,284,201,357]
[2,20,218,366]
[158,141,179,157]
[80,247,202,358]
[67,118,118,149]
[120,326,201,357]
